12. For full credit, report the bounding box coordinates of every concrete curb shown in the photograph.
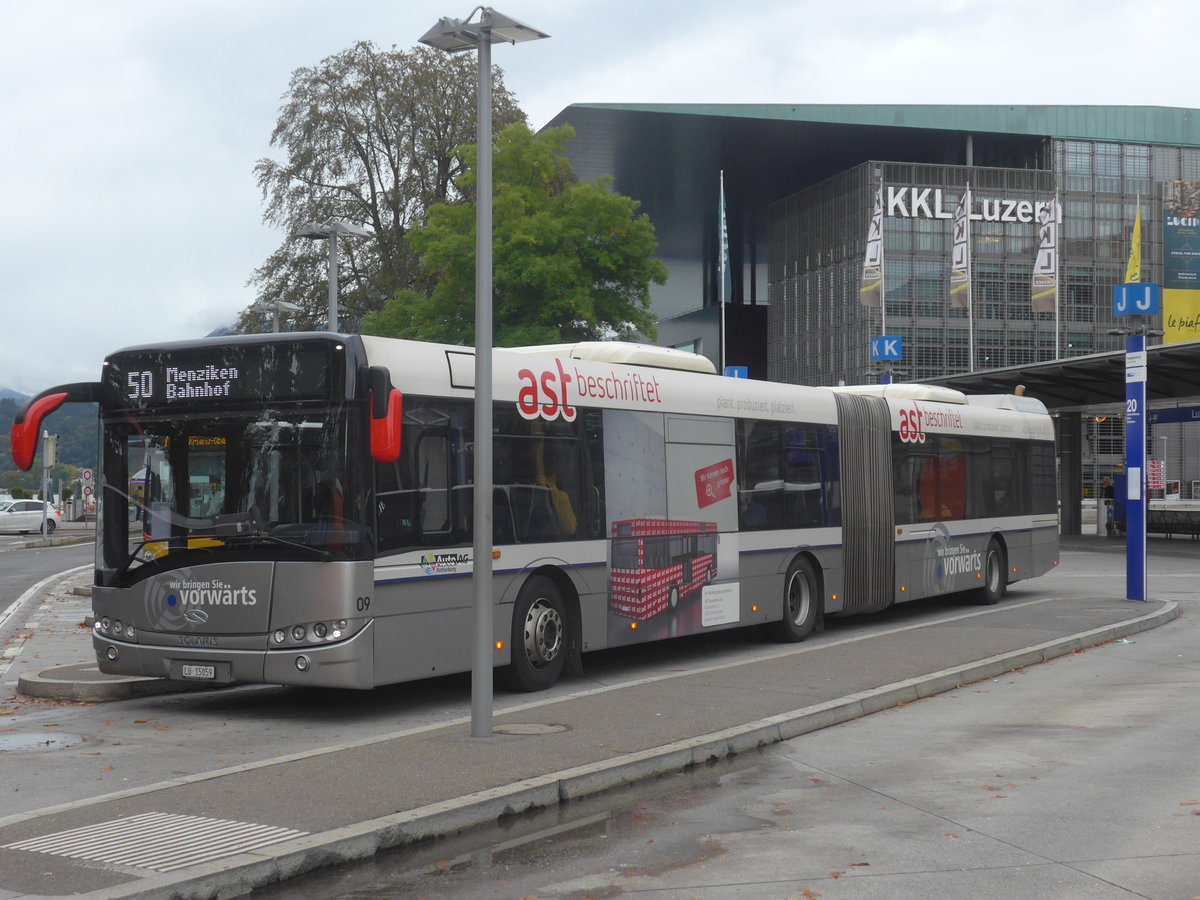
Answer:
[74,598,1178,900]
[15,533,93,550]
[17,663,226,702]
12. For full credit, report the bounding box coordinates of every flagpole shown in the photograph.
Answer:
[966,182,973,371]
[1055,190,1061,358]
[879,176,886,339]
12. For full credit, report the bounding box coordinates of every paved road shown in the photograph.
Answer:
[279,600,1200,899]
[0,534,1189,899]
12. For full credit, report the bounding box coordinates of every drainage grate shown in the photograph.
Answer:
[2,812,308,873]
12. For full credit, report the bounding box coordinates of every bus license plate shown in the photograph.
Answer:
[181,664,216,680]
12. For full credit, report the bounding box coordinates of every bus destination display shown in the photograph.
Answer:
[105,342,333,408]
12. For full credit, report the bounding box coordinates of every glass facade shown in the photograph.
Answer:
[768,140,1197,386]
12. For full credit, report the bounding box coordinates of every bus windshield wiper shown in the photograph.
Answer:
[217,532,332,562]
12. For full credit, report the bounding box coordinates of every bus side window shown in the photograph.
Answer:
[416,434,451,534]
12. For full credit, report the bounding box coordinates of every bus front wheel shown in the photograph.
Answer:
[502,576,567,692]
[975,540,1006,606]
[773,557,818,642]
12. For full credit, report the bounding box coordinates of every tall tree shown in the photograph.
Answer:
[363,123,665,346]
[243,41,525,332]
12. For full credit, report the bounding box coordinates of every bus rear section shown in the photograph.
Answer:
[833,385,1059,610]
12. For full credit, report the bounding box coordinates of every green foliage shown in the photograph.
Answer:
[244,42,526,332]
[364,124,664,347]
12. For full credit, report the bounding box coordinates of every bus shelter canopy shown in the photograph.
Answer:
[926,339,1200,412]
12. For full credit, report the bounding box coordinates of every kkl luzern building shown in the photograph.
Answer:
[544,104,1200,506]
[544,104,1200,386]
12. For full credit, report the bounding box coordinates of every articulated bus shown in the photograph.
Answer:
[10,333,1058,692]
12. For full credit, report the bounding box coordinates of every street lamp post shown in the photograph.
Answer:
[420,8,548,738]
[295,220,371,331]
[249,300,302,333]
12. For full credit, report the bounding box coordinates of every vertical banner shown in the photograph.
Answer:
[859,181,884,307]
[1163,181,1200,344]
[719,170,730,305]
[1124,201,1142,284]
[719,170,730,371]
[949,184,972,308]
[1163,181,1200,288]
[1031,197,1059,313]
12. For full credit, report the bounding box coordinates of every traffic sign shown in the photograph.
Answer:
[1113,282,1161,317]
[870,336,903,361]
[724,365,748,378]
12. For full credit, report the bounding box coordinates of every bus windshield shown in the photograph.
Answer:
[99,405,369,583]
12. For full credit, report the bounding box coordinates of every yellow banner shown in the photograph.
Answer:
[1164,288,1200,343]
[1124,205,1141,284]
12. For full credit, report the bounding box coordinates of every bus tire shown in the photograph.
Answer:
[668,584,680,610]
[773,557,818,642]
[975,539,1006,605]
[502,576,567,692]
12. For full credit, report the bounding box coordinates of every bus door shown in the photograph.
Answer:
[663,415,738,532]
[662,414,739,602]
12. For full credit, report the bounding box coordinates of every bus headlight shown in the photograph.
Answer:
[271,618,366,648]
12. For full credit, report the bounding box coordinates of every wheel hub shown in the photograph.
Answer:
[524,600,562,666]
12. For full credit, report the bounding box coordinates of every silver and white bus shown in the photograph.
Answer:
[11,333,1058,691]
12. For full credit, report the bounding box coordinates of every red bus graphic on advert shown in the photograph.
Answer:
[609,518,717,621]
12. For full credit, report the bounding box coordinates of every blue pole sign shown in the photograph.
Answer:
[1125,333,1147,601]
[870,336,903,361]
[1113,283,1161,317]
[724,365,748,378]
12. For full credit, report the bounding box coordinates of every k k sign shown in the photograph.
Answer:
[870,336,903,361]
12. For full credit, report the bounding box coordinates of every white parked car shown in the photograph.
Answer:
[0,499,62,534]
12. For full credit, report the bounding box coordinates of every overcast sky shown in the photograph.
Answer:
[1,0,1195,395]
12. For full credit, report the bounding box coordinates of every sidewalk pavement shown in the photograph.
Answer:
[0,535,1183,899]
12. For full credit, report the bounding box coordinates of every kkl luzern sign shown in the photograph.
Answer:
[886,187,1054,223]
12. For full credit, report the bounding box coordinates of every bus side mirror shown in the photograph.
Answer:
[368,362,402,466]
[11,382,100,470]
[370,389,402,464]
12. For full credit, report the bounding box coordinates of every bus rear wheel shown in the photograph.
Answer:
[975,539,1006,605]
[502,576,567,692]
[773,557,818,642]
